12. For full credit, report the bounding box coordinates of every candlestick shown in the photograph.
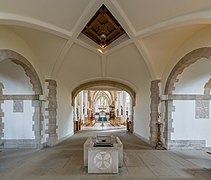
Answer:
[155,122,165,150]
[101,117,104,126]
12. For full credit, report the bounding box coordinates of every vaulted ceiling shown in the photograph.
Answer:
[0,0,211,90]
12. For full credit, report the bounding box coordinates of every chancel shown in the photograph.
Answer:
[1,0,211,179]
[75,90,130,130]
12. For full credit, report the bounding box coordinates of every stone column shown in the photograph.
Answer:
[122,92,126,116]
[79,91,84,120]
[117,92,121,116]
[129,96,133,120]
[74,98,77,121]
[84,91,88,117]
[163,100,174,148]
[88,91,91,109]
[0,83,4,145]
[88,91,92,117]
[76,95,79,120]
[131,105,134,133]
[150,80,161,146]
[45,79,58,147]
[32,100,43,148]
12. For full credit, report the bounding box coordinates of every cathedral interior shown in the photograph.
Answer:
[1,0,211,179]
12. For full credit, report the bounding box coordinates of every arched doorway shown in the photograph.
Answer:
[0,49,43,148]
[72,80,136,133]
[164,47,211,149]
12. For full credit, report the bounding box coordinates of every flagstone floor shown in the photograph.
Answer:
[81,122,126,131]
[1,129,211,179]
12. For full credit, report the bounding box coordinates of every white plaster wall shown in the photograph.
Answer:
[2,100,34,139]
[56,80,73,140]
[174,58,211,94]
[0,27,45,88]
[107,44,152,140]
[9,26,67,77]
[0,60,36,140]
[57,44,102,90]
[162,26,211,93]
[172,58,211,147]
[56,42,152,141]
[0,27,47,144]
[134,85,151,140]
[0,60,34,94]
[172,100,211,147]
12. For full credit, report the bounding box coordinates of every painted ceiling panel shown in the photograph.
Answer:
[57,43,102,89]
[0,0,90,31]
[7,25,67,77]
[141,25,208,78]
[117,0,211,32]
[107,44,151,88]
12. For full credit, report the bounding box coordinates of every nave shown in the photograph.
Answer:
[81,122,126,131]
[1,130,211,180]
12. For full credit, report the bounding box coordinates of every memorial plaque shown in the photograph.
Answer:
[13,100,24,112]
[195,100,209,119]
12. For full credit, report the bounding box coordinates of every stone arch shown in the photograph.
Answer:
[72,80,136,107]
[0,49,43,94]
[72,80,136,132]
[164,47,211,149]
[0,49,43,148]
[165,47,211,95]
[204,78,211,95]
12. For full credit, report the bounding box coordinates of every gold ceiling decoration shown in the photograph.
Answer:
[82,4,126,49]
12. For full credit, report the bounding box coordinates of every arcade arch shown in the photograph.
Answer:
[72,80,136,132]
[163,47,211,149]
[0,49,43,148]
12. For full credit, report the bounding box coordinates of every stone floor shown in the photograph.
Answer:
[81,122,126,131]
[1,130,211,179]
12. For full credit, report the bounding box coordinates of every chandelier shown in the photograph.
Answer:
[99,32,107,49]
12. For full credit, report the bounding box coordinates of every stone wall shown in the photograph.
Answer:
[0,82,4,146]
[150,80,160,146]
[163,100,174,148]
[168,140,206,150]
[45,79,58,146]
[32,100,43,148]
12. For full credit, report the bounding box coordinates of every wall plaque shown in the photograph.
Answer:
[13,100,24,112]
[195,100,209,119]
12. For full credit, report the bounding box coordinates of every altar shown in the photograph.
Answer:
[84,135,123,174]
[98,117,107,122]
